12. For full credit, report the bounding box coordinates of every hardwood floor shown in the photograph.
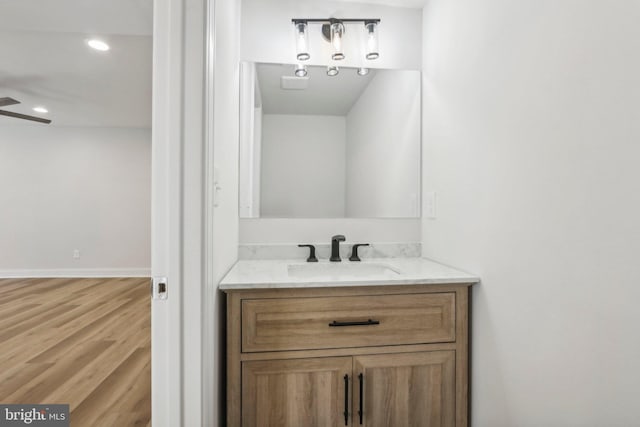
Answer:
[0,277,150,427]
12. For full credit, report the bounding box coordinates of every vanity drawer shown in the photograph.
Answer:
[241,292,456,353]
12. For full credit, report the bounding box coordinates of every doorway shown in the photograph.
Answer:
[0,1,153,425]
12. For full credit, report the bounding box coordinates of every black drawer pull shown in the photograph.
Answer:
[358,373,364,425]
[343,374,349,425]
[329,319,380,327]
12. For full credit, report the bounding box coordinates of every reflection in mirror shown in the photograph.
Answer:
[239,62,420,219]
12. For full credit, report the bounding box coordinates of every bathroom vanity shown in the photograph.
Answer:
[221,258,478,426]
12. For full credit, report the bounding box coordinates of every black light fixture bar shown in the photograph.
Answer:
[292,18,381,24]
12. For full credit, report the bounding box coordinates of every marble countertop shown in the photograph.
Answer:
[219,257,479,290]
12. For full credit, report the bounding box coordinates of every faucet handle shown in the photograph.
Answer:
[349,244,370,262]
[331,234,346,242]
[298,244,318,262]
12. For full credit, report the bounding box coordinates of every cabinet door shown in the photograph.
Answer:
[354,351,455,427]
[242,357,353,427]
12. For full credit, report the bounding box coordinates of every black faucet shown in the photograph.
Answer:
[298,244,318,262]
[349,243,370,262]
[330,235,346,262]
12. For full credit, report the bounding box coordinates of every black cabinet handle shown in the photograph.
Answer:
[358,373,364,425]
[329,319,380,327]
[343,374,349,425]
[298,244,318,262]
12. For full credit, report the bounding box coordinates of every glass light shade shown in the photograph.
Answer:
[295,22,310,61]
[295,64,308,77]
[365,22,379,60]
[357,67,369,76]
[330,22,345,60]
[327,66,339,77]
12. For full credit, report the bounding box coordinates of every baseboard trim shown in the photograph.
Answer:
[0,268,151,278]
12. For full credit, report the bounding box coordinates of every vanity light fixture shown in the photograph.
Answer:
[33,106,48,114]
[87,39,110,51]
[357,67,369,76]
[327,66,339,77]
[294,64,308,77]
[291,18,380,63]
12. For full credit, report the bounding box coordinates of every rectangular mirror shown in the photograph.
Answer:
[239,61,421,218]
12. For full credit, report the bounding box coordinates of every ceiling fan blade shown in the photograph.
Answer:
[0,109,51,124]
[0,97,20,107]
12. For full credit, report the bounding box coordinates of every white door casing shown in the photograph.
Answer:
[152,0,213,425]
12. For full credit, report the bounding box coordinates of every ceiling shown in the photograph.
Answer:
[0,0,152,35]
[329,0,427,8]
[0,0,419,127]
[257,63,376,115]
[0,0,152,128]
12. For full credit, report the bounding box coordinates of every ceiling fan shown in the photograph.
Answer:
[0,97,51,124]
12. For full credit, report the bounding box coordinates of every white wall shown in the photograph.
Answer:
[238,62,263,218]
[211,0,241,424]
[346,70,420,217]
[241,0,422,70]
[421,1,640,426]
[240,217,420,243]
[212,0,240,336]
[239,0,423,244]
[261,114,346,217]
[0,125,150,276]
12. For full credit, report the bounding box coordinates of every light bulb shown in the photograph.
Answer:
[365,22,379,60]
[295,64,308,77]
[327,66,339,77]
[87,39,110,51]
[295,22,310,61]
[357,68,369,76]
[330,22,345,61]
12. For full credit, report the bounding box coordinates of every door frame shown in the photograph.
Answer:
[151,0,215,425]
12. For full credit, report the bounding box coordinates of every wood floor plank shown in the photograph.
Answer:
[0,278,150,427]
[4,340,117,404]
[70,347,149,426]
[43,314,150,407]
[0,302,40,319]
[0,304,80,341]
[0,298,137,367]
[26,297,144,364]
[95,410,151,427]
[0,278,71,305]
[0,362,54,397]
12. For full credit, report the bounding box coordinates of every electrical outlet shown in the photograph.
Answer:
[73,249,80,259]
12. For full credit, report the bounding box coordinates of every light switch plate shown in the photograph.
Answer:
[425,191,436,219]
[213,166,221,207]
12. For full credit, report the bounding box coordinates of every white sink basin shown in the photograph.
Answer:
[287,262,401,279]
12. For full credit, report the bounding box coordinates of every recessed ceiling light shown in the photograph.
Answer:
[87,39,110,51]
[33,106,48,114]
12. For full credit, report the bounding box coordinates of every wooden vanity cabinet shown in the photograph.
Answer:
[354,351,456,427]
[242,357,351,427]
[225,284,472,427]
